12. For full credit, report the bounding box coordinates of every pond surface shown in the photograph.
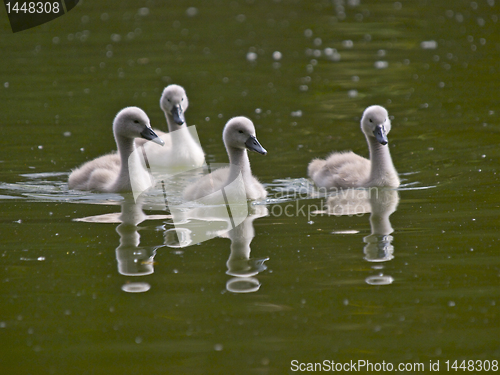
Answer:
[1,0,500,374]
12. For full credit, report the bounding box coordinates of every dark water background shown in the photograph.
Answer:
[1,0,499,373]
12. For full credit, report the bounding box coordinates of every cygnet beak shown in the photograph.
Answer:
[171,104,185,125]
[141,127,165,146]
[373,124,388,145]
[245,135,267,155]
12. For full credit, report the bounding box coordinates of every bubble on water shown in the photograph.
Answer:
[111,34,121,42]
[348,90,358,98]
[246,52,258,62]
[374,61,389,69]
[304,29,313,38]
[138,8,149,16]
[272,51,282,61]
[342,40,353,48]
[421,40,438,49]
[186,7,198,17]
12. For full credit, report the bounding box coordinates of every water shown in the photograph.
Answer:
[1,0,500,373]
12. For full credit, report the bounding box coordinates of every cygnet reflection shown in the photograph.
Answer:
[164,202,269,293]
[324,188,399,285]
[74,195,170,290]
[115,198,157,277]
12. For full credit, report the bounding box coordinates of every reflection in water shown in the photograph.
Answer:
[74,195,170,292]
[115,198,157,278]
[223,205,269,293]
[325,188,399,285]
[165,204,269,293]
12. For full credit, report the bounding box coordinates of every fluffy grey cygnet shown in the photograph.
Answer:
[135,84,205,171]
[183,116,267,201]
[68,107,164,192]
[308,105,399,189]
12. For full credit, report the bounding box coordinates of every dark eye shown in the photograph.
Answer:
[238,130,244,134]
[369,119,373,123]
[134,120,140,124]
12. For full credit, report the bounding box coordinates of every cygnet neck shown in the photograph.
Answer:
[115,133,136,190]
[366,135,396,183]
[226,146,253,184]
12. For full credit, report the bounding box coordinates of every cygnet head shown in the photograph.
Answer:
[113,107,164,146]
[223,117,267,155]
[360,105,391,145]
[159,84,189,125]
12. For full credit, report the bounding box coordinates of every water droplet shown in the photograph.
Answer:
[342,40,354,48]
[421,40,438,49]
[138,8,149,16]
[186,7,198,17]
[374,61,389,69]
[246,52,257,62]
[348,90,358,98]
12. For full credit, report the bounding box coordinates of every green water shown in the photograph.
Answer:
[1,0,500,374]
